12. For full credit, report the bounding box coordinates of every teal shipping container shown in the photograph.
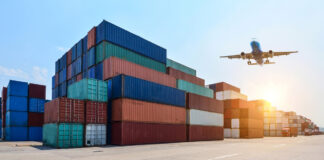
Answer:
[167,59,196,76]
[96,41,166,73]
[177,80,213,98]
[67,78,107,102]
[43,123,83,148]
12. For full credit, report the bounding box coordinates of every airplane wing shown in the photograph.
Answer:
[220,53,254,59]
[262,51,298,58]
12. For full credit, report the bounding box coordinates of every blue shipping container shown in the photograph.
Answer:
[52,88,56,100]
[28,127,42,141]
[60,82,67,97]
[95,62,103,80]
[96,20,167,64]
[0,119,2,138]
[29,98,45,113]
[109,75,186,107]
[82,54,88,72]
[77,39,83,58]
[87,47,96,67]
[82,70,88,79]
[6,111,28,126]
[6,127,28,141]
[83,35,88,53]
[52,75,55,89]
[88,66,96,79]
[60,53,67,71]
[55,59,60,73]
[6,96,28,112]
[72,44,77,62]
[59,68,67,84]
[7,80,28,97]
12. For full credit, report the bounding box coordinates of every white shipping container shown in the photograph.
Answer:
[187,109,223,126]
[224,128,232,138]
[215,91,247,101]
[270,124,276,130]
[232,129,240,138]
[85,124,106,146]
[231,119,240,129]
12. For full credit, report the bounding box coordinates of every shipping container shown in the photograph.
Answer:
[52,76,55,89]
[215,90,248,101]
[29,98,45,113]
[59,68,67,84]
[28,127,42,141]
[67,65,72,80]
[67,78,107,102]
[43,123,83,148]
[231,119,239,129]
[186,109,223,127]
[208,82,240,93]
[109,75,185,107]
[82,54,88,72]
[77,39,83,58]
[166,59,196,76]
[96,20,167,64]
[232,129,240,138]
[87,47,96,68]
[59,54,67,71]
[55,59,60,73]
[240,128,264,138]
[88,66,96,79]
[85,124,106,146]
[82,36,88,54]
[86,101,107,124]
[167,67,204,86]
[55,73,59,87]
[223,99,249,109]
[6,111,28,126]
[112,98,186,124]
[111,122,186,145]
[76,73,82,82]
[6,96,28,112]
[177,80,213,98]
[59,81,67,97]
[224,119,231,128]
[224,108,240,119]
[187,125,223,141]
[72,44,77,62]
[44,98,84,123]
[224,128,231,138]
[87,27,96,50]
[28,112,44,126]
[95,62,103,80]
[103,57,173,87]
[239,119,263,129]
[96,41,166,72]
[5,127,28,141]
[186,93,223,113]
[7,80,28,97]
[67,49,72,65]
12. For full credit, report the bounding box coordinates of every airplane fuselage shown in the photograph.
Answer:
[250,41,264,65]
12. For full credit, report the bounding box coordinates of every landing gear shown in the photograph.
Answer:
[247,61,252,65]
[265,59,270,64]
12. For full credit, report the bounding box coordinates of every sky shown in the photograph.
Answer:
[0,0,323,126]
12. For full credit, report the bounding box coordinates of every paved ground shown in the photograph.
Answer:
[0,135,324,160]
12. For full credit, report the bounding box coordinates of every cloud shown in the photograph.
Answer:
[31,66,48,84]
[0,65,29,80]
[57,46,67,52]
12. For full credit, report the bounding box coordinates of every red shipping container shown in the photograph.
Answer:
[67,49,72,65]
[55,73,59,87]
[224,118,231,128]
[239,119,263,129]
[103,57,176,88]
[186,93,223,114]
[44,98,85,123]
[224,99,249,109]
[208,82,240,93]
[1,87,7,128]
[67,65,72,80]
[167,67,205,86]
[112,98,186,124]
[28,112,44,126]
[28,83,46,99]
[87,27,96,50]
[187,125,224,141]
[76,73,82,82]
[86,101,107,124]
[111,122,187,145]
[224,108,240,119]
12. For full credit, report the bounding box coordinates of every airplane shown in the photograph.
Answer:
[220,41,298,65]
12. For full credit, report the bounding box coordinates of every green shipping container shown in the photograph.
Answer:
[167,59,196,76]
[67,78,107,102]
[96,41,166,73]
[43,123,83,148]
[177,80,213,98]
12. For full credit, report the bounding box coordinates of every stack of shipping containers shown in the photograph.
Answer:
[288,112,298,136]
[1,87,7,139]
[263,106,277,136]
[166,59,224,141]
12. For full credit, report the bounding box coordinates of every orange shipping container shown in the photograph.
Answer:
[112,98,186,124]
[240,128,264,138]
[208,82,240,93]
[167,67,205,86]
[239,119,263,129]
[224,108,240,119]
[103,57,176,88]
[224,99,249,109]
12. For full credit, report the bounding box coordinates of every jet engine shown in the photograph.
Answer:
[240,52,246,59]
[269,50,274,58]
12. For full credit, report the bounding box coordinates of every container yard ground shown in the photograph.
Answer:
[0,135,324,160]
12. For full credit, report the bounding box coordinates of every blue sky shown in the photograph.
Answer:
[0,0,323,126]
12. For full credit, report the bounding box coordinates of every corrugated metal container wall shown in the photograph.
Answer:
[187,125,224,141]
[103,57,175,88]
[87,27,96,50]
[96,20,167,64]
[28,112,44,126]
[224,119,231,128]
[60,54,67,71]
[177,80,213,98]
[52,76,55,89]
[215,90,247,101]
[88,66,96,79]
[59,68,66,84]
[82,35,87,53]
[224,99,249,109]
[6,111,28,126]
[77,39,83,58]
[224,108,240,119]
[96,41,166,73]
[28,127,42,141]
[187,109,223,127]
[43,123,83,148]
[82,54,88,72]
[55,60,60,73]
[87,47,96,68]
[44,98,84,123]
[224,128,232,138]
[5,127,28,141]
[86,101,107,124]
[167,67,204,86]
[67,65,72,80]
[6,96,28,112]
[186,93,223,113]
[72,44,77,62]
[67,49,72,65]
[2,87,7,129]
[60,82,67,97]
[111,122,186,145]
[166,59,196,76]
[29,98,45,112]
[85,124,106,146]
[95,62,103,80]
[208,82,241,93]
[67,79,107,102]
[28,83,46,99]
[55,73,59,87]
[109,75,185,107]
[7,80,28,97]
[112,98,186,124]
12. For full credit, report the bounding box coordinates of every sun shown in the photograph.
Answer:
[261,84,285,107]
